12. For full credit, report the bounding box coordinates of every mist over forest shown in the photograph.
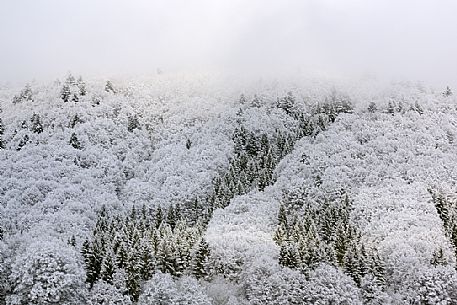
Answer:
[1,1,457,304]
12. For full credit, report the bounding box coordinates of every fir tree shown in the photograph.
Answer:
[30,113,43,134]
[443,86,453,97]
[70,132,82,149]
[387,101,395,115]
[191,238,211,279]
[77,76,87,96]
[127,115,140,132]
[105,80,116,94]
[72,93,79,103]
[367,102,377,113]
[61,84,71,102]
[17,134,29,151]
[279,242,300,269]
[277,204,288,227]
[69,114,81,128]
[101,254,116,284]
[431,248,447,266]
[186,138,192,149]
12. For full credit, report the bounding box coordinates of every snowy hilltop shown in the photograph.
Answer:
[0,73,456,304]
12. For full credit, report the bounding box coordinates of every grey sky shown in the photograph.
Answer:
[1,0,456,86]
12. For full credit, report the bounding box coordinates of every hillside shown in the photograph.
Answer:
[0,74,456,305]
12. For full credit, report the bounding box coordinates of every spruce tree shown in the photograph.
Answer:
[61,84,71,102]
[191,238,211,279]
[186,138,192,149]
[431,248,447,266]
[443,86,453,97]
[77,76,87,96]
[367,102,377,113]
[387,101,395,115]
[279,242,300,269]
[17,134,29,151]
[101,254,116,284]
[127,115,140,132]
[70,132,82,149]
[30,113,43,134]
[105,80,116,94]
[69,114,81,128]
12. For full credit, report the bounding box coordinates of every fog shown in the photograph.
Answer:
[1,0,456,86]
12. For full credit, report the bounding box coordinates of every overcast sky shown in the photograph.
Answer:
[1,0,456,86]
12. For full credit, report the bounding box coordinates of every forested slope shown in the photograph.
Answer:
[0,75,456,304]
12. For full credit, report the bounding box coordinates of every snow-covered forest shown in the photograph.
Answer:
[0,73,456,304]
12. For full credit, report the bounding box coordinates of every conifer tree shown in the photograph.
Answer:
[70,132,82,149]
[367,102,377,113]
[431,248,447,266]
[61,84,71,102]
[186,138,192,149]
[101,254,116,284]
[191,238,211,279]
[127,115,140,132]
[105,80,116,94]
[443,86,453,97]
[279,242,300,269]
[77,76,87,96]
[17,134,29,151]
[69,114,81,128]
[30,113,43,134]
[387,101,395,115]
[72,93,79,103]
[0,120,5,148]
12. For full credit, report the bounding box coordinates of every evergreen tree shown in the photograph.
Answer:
[70,132,82,149]
[387,101,395,115]
[61,84,71,102]
[279,242,300,269]
[155,207,164,229]
[367,102,377,113]
[69,114,81,128]
[101,253,116,284]
[17,134,29,151]
[277,204,288,227]
[66,73,76,85]
[166,205,177,230]
[105,80,116,93]
[72,93,79,103]
[0,117,4,135]
[191,238,211,279]
[127,115,140,132]
[431,248,447,266]
[186,138,192,149]
[277,91,296,115]
[30,113,43,134]
[77,76,87,96]
[443,86,453,97]
[239,94,247,104]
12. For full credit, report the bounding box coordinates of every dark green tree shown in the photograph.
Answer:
[105,80,116,94]
[16,134,29,151]
[61,84,71,102]
[77,76,87,96]
[30,113,43,134]
[191,238,211,279]
[70,132,82,149]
